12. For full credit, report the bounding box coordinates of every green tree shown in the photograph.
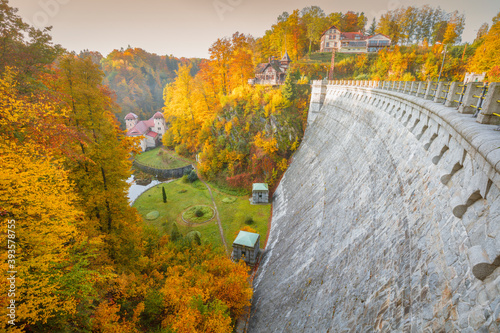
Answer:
[368,18,377,35]
[282,73,296,103]
[162,186,167,203]
[301,6,326,54]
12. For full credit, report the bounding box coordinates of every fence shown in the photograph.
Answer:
[312,80,500,126]
[133,160,194,179]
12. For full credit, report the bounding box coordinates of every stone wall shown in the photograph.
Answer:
[133,161,193,179]
[249,82,500,332]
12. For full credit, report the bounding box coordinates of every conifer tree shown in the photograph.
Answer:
[282,73,296,102]
[162,186,167,203]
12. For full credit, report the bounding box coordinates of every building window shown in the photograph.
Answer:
[158,127,161,131]
[326,42,329,47]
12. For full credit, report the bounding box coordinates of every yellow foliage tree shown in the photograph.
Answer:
[0,70,98,329]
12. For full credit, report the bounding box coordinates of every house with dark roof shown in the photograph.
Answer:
[125,112,167,151]
[320,25,391,53]
[249,52,291,85]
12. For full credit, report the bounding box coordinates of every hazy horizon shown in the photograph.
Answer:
[11,0,500,59]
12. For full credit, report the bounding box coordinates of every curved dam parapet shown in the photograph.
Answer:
[248,81,500,332]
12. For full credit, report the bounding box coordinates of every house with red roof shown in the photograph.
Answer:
[125,112,167,152]
[320,25,391,53]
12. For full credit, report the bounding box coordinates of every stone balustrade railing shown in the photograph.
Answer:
[311,80,500,126]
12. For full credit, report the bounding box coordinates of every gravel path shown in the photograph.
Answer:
[198,178,229,255]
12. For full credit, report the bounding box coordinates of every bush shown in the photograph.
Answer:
[146,211,160,220]
[170,222,182,242]
[195,208,204,217]
[222,197,236,203]
[244,216,254,225]
[181,175,189,183]
[187,170,198,183]
[175,143,188,156]
[186,231,202,246]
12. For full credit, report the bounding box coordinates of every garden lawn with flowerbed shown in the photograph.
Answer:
[133,178,272,249]
[133,179,223,246]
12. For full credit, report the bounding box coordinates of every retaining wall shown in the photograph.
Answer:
[133,161,193,179]
[249,82,500,332]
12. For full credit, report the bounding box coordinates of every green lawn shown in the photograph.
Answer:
[134,147,192,169]
[213,191,271,250]
[299,52,359,64]
[133,179,271,250]
[133,179,222,246]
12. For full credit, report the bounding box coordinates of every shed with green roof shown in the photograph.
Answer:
[252,183,269,203]
[232,231,261,265]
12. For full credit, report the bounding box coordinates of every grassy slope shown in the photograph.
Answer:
[133,179,271,249]
[134,147,192,169]
[300,52,359,64]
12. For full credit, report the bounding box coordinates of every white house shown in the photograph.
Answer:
[125,112,166,152]
[320,26,391,53]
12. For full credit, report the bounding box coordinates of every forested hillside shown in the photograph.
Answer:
[0,1,250,332]
[79,48,201,126]
[162,33,310,192]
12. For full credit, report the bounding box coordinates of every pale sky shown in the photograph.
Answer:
[10,0,500,59]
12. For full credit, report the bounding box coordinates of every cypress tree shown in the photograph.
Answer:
[162,186,167,203]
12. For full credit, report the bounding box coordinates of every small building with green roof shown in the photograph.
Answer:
[232,231,261,265]
[252,183,269,204]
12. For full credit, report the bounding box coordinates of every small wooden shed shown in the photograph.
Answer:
[232,231,260,265]
[252,183,269,203]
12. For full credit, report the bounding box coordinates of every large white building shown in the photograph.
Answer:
[125,112,166,152]
[320,25,391,53]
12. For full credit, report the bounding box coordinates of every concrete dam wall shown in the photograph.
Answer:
[248,81,500,332]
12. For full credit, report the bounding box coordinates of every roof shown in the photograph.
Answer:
[146,131,158,138]
[321,25,341,36]
[126,119,155,136]
[367,33,391,40]
[341,32,367,40]
[153,112,164,119]
[233,231,260,248]
[125,112,138,120]
[253,183,269,191]
[256,63,268,73]
[146,130,158,138]
[280,51,291,62]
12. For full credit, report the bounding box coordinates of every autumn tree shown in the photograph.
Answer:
[228,32,255,89]
[469,11,500,80]
[209,38,232,96]
[51,55,142,269]
[0,69,100,331]
[0,0,62,93]
[377,6,464,46]
[475,23,489,42]
[442,11,465,45]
